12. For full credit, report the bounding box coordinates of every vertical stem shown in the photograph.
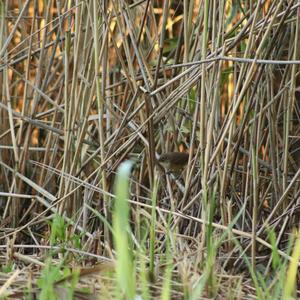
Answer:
[93,0,108,206]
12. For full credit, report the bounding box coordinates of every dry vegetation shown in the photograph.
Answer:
[0,0,300,299]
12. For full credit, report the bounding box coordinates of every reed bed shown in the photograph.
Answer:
[0,0,300,299]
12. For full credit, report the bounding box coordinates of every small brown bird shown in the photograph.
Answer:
[158,152,189,174]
